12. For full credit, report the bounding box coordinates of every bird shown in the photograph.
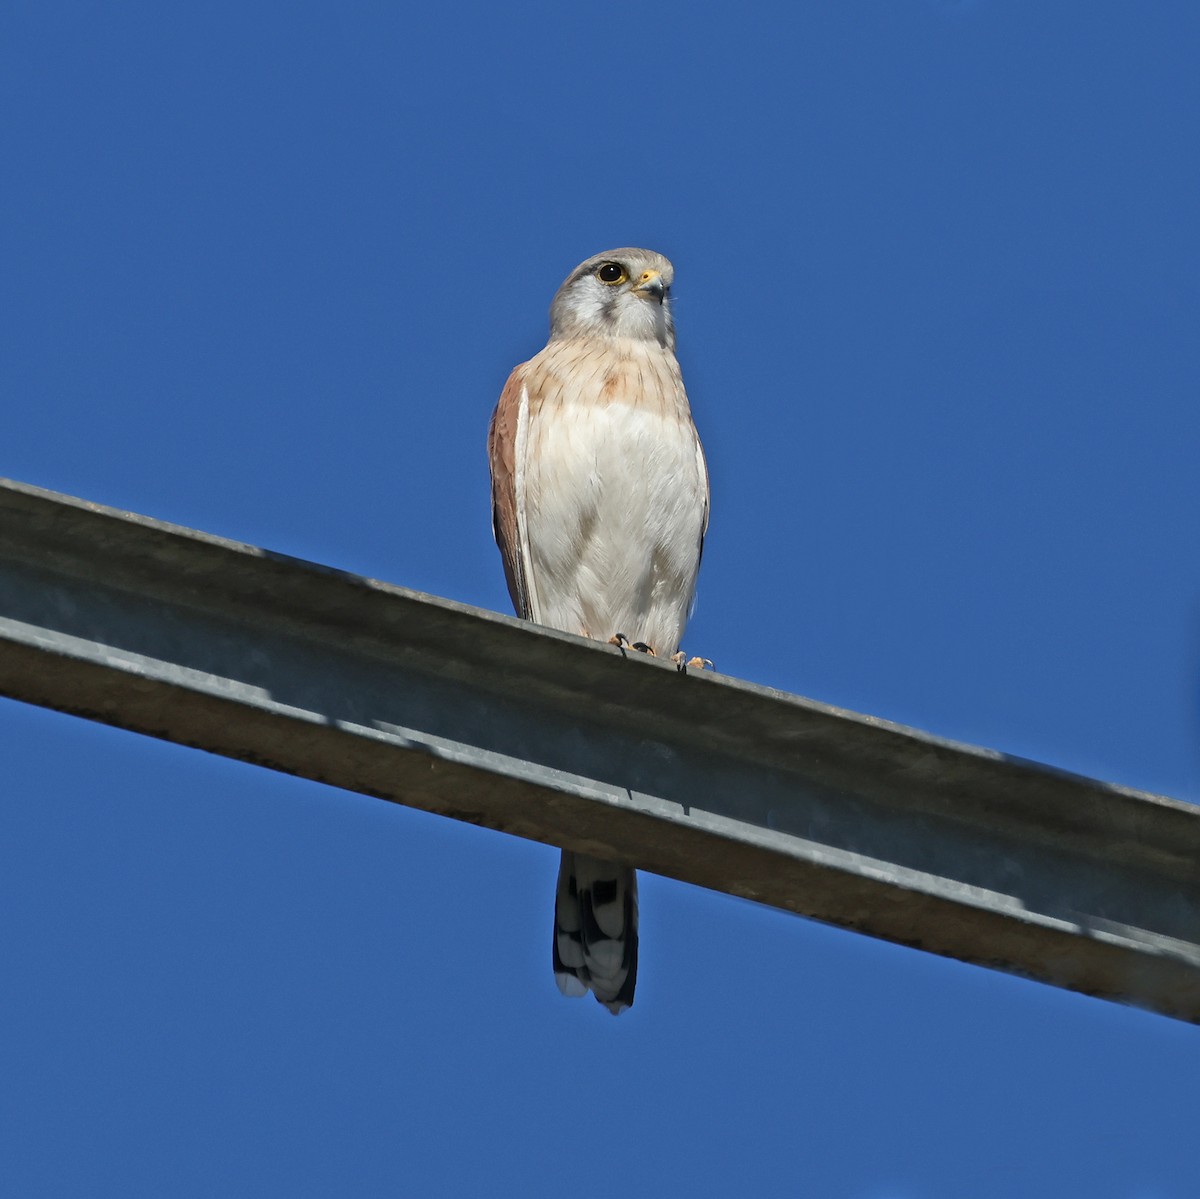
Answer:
[487,248,709,1013]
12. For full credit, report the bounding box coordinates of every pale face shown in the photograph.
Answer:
[548,248,676,349]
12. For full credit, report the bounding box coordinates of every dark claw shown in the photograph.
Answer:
[672,652,714,673]
[608,633,630,648]
[631,642,655,656]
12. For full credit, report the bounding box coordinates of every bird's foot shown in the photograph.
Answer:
[608,633,657,657]
[671,651,714,673]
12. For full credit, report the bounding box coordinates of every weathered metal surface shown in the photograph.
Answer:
[1,476,1198,1022]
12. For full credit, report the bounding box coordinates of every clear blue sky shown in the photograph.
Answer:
[2,2,1198,1196]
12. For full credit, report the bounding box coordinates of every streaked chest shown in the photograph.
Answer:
[519,338,701,526]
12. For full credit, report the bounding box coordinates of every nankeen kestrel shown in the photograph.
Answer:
[487,248,709,1013]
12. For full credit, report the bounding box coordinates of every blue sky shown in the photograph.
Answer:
[2,2,1198,1195]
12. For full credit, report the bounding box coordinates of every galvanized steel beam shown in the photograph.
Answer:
[1,476,1198,1022]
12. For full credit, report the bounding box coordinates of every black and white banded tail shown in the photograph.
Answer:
[552,851,638,1014]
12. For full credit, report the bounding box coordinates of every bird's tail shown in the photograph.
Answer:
[552,851,638,1014]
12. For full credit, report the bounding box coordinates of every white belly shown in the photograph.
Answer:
[521,384,706,657]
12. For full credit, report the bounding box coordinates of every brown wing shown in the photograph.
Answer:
[487,364,531,618]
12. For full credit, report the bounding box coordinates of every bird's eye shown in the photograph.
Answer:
[596,263,626,285]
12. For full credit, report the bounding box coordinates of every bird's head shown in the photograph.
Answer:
[548,248,676,350]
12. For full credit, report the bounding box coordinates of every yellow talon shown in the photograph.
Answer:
[672,652,713,672]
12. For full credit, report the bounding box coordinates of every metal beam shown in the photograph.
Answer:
[1,476,1198,1023]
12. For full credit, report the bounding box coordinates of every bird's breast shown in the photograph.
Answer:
[523,339,701,534]
[516,338,707,652]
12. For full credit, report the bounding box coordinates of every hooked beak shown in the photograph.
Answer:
[632,269,667,303]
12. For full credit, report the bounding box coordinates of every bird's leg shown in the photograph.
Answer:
[671,652,714,673]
